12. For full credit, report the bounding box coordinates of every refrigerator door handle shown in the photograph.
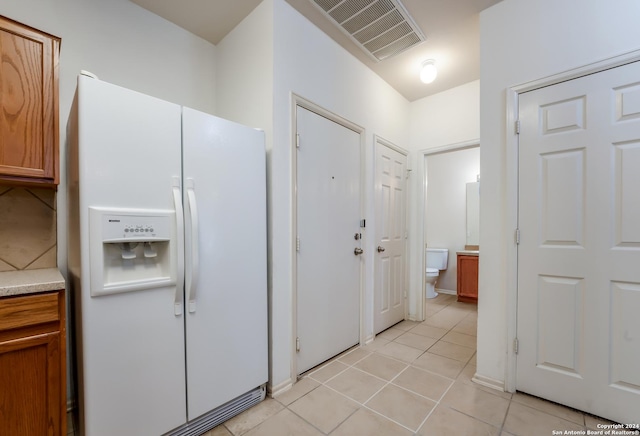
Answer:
[186,178,200,313]
[172,177,184,316]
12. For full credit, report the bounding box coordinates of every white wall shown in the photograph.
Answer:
[0,0,217,405]
[425,148,479,292]
[0,0,216,276]
[214,0,277,390]
[212,0,413,393]
[406,81,480,319]
[268,0,411,393]
[215,1,273,135]
[409,81,480,149]
[479,0,640,387]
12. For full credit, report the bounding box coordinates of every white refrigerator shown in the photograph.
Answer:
[67,74,268,436]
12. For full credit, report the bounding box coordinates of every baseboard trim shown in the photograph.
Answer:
[268,378,294,398]
[472,373,506,392]
[435,288,456,296]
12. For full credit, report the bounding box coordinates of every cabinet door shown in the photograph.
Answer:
[457,255,479,303]
[0,332,62,436]
[0,16,60,185]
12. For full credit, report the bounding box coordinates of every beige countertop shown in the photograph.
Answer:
[0,268,65,298]
[457,250,479,256]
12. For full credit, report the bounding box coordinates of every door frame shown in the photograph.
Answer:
[505,49,640,393]
[374,135,410,328]
[416,139,480,321]
[290,93,366,380]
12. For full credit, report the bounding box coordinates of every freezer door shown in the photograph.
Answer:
[74,75,187,435]
[182,107,268,420]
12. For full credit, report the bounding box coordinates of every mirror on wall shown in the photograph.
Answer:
[466,181,480,248]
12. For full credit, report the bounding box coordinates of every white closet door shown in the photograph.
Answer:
[517,60,640,424]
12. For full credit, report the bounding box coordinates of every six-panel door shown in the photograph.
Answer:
[517,60,640,424]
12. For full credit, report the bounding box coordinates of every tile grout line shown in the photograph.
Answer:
[397,301,480,433]
[412,357,472,434]
[318,373,419,435]
[498,397,513,434]
[317,321,471,433]
[296,370,417,434]
[358,403,418,433]
[247,297,478,436]
[314,353,421,434]
[284,401,348,436]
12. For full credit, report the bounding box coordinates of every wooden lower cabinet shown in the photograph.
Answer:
[0,290,66,436]
[457,254,479,303]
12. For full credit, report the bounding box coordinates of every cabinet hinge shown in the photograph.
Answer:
[515,120,521,135]
[514,337,519,354]
[296,133,300,148]
[515,228,520,245]
[296,337,300,352]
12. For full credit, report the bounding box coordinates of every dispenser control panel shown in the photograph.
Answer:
[88,207,176,297]
[100,212,172,242]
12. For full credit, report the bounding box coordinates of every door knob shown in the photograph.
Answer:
[377,246,386,253]
[354,248,364,255]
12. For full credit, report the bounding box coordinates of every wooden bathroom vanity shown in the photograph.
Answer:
[456,251,479,303]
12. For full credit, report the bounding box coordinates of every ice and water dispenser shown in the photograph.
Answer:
[89,207,176,297]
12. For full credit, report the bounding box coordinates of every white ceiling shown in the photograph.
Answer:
[130,0,502,102]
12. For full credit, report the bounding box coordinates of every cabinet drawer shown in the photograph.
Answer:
[0,292,60,331]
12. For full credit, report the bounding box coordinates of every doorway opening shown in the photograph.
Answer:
[418,140,480,320]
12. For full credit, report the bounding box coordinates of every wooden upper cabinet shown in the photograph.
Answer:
[0,16,60,187]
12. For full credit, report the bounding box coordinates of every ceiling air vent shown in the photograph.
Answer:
[310,0,425,61]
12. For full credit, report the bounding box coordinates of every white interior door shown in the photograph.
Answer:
[296,106,361,375]
[517,60,640,424]
[374,141,407,334]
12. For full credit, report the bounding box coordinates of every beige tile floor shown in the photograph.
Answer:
[67,294,616,436]
[203,294,615,436]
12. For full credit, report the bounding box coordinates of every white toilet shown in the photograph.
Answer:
[425,248,449,299]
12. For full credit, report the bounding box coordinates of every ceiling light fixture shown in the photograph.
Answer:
[420,59,437,84]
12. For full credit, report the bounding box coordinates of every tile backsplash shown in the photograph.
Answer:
[0,187,57,271]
